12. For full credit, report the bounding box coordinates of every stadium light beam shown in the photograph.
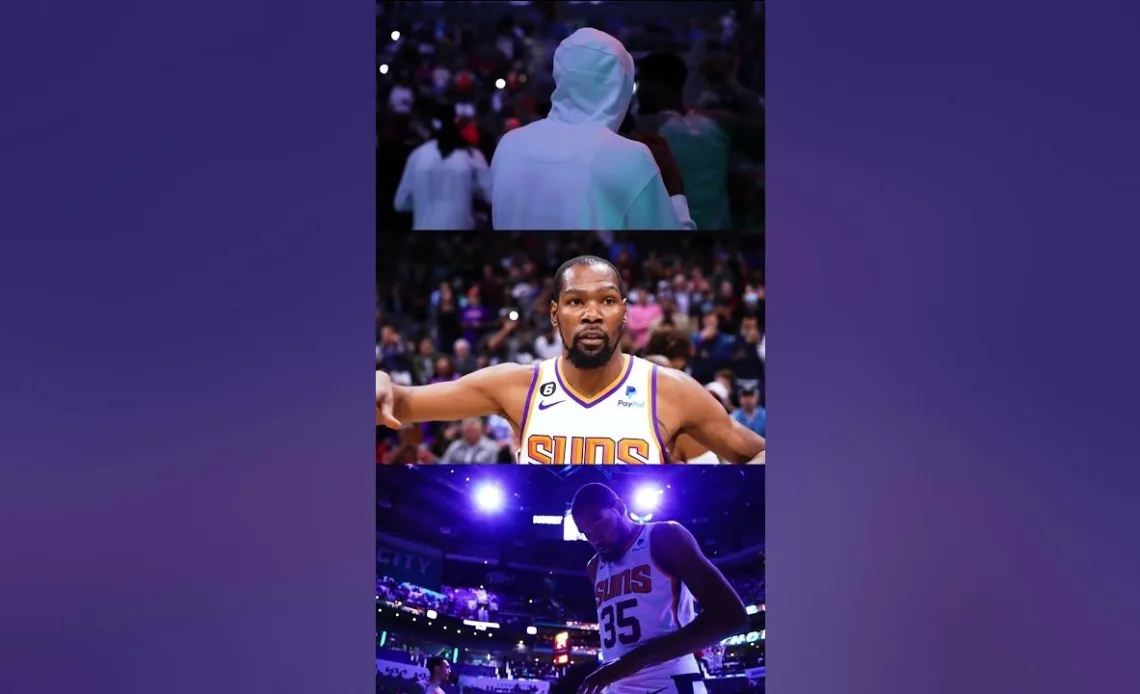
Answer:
[632,486,663,513]
[474,482,505,512]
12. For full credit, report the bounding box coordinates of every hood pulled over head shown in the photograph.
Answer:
[548,28,635,132]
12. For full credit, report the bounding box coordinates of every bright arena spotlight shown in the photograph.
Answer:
[632,486,663,514]
[474,482,505,512]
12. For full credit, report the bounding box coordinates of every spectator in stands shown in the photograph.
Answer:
[395,103,492,230]
[490,29,693,230]
[635,51,763,231]
[650,294,691,335]
[453,339,478,376]
[440,418,500,463]
[415,657,452,694]
[625,289,663,351]
[436,284,464,352]
[432,356,458,384]
[381,425,435,465]
[413,337,438,385]
[706,369,736,410]
[460,288,491,346]
[732,385,766,438]
[734,315,765,386]
[532,324,562,361]
[692,313,737,384]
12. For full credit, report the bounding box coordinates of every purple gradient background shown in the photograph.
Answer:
[0,0,1137,693]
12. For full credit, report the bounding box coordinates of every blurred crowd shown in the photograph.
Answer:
[377,231,765,464]
[382,640,561,683]
[378,577,505,622]
[377,1,764,230]
[731,576,765,606]
[378,567,763,626]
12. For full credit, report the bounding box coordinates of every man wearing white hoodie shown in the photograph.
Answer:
[490,28,694,231]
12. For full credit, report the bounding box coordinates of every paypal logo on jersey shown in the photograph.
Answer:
[618,384,645,409]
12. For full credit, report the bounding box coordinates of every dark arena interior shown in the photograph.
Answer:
[377,465,765,693]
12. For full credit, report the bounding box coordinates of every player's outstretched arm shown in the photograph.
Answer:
[376,363,529,427]
[583,522,748,690]
[661,369,766,463]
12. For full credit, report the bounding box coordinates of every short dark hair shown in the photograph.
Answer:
[645,327,693,363]
[571,483,621,515]
[553,255,625,301]
[426,657,447,674]
[637,52,689,92]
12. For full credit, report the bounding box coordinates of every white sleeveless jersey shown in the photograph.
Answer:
[593,523,705,694]
[517,355,670,464]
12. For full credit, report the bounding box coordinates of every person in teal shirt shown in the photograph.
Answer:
[634,52,764,231]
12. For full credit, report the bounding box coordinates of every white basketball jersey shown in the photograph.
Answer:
[517,355,670,464]
[593,523,704,694]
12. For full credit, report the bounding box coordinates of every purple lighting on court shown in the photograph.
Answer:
[474,483,504,512]
[632,486,663,513]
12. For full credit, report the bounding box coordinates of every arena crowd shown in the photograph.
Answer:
[377,1,763,231]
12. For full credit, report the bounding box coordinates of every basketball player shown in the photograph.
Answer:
[375,256,765,464]
[572,483,747,694]
[415,657,451,694]
[644,329,722,464]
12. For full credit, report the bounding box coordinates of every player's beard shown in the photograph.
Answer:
[565,325,622,369]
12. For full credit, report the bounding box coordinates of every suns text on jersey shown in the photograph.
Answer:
[526,435,653,464]
[595,564,653,607]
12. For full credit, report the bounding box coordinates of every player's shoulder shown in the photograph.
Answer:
[653,364,704,395]
[648,521,696,561]
[650,520,689,539]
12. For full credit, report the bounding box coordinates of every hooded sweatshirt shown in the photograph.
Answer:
[490,28,693,230]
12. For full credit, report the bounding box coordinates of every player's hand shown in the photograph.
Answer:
[623,131,685,197]
[577,657,642,694]
[376,371,402,429]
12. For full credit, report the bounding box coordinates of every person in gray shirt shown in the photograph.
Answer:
[440,418,500,463]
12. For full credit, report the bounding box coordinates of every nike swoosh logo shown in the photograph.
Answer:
[646,688,667,694]
[538,400,565,410]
